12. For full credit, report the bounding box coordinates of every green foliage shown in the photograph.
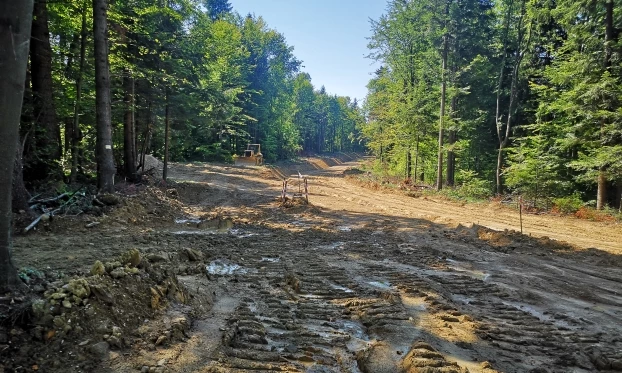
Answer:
[204,0,232,20]
[454,170,493,200]
[34,0,365,186]
[553,193,583,214]
[365,0,622,210]
[193,143,233,163]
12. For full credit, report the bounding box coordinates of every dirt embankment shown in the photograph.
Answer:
[2,155,622,373]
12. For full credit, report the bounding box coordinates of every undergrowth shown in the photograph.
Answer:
[351,165,622,222]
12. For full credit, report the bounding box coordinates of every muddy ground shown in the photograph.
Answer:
[2,154,622,373]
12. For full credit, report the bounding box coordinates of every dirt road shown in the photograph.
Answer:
[10,155,622,373]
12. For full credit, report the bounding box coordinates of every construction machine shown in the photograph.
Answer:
[234,144,263,166]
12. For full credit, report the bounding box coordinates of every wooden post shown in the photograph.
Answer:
[519,196,523,234]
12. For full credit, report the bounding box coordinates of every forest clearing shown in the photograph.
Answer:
[2,0,622,372]
[2,155,621,373]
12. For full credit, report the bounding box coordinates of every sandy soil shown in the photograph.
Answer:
[6,154,622,373]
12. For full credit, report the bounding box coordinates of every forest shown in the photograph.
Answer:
[6,0,622,214]
[3,2,622,372]
[362,0,622,211]
[11,0,365,200]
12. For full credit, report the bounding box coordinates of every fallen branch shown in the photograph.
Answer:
[30,192,69,205]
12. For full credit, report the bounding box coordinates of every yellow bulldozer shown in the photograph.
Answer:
[234,144,263,166]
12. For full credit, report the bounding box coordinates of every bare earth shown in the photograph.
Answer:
[10,155,622,373]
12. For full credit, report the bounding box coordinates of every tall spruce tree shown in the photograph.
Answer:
[205,0,232,20]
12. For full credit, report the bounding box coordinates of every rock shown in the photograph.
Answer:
[611,360,622,370]
[112,326,121,336]
[99,193,121,206]
[91,285,115,305]
[126,267,139,275]
[105,261,122,273]
[155,335,167,346]
[109,351,120,360]
[88,342,110,360]
[157,358,167,366]
[67,279,91,298]
[120,248,141,267]
[589,351,611,370]
[147,253,170,262]
[107,335,122,348]
[49,292,67,300]
[481,361,494,369]
[91,261,106,276]
[141,366,149,373]
[110,267,127,279]
[62,300,72,309]
[284,343,298,353]
[181,248,202,262]
[31,300,46,318]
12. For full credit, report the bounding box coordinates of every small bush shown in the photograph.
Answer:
[452,170,493,200]
[575,207,616,222]
[553,193,583,214]
[193,144,233,163]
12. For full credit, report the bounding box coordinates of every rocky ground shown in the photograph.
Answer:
[2,154,622,373]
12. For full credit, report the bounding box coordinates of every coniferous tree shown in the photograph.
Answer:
[205,0,232,20]
[1,0,33,291]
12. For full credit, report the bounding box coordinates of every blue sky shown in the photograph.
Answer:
[230,0,388,102]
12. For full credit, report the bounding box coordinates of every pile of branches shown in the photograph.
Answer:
[399,178,432,191]
[24,189,93,233]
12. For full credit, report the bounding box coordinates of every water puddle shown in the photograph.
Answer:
[206,259,248,275]
[329,283,354,293]
[175,217,202,224]
[261,257,281,263]
[318,242,346,250]
[172,230,220,236]
[229,229,259,238]
[367,280,392,289]
[445,259,490,281]
[337,226,352,232]
[500,300,553,323]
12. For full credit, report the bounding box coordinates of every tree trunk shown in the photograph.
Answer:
[70,3,88,184]
[93,0,116,192]
[596,168,607,210]
[447,97,457,187]
[30,0,61,178]
[406,148,412,180]
[0,0,34,291]
[414,135,420,182]
[597,0,614,210]
[13,139,31,213]
[163,90,170,181]
[446,130,456,187]
[123,70,138,182]
[436,25,448,191]
[496,147,504,196]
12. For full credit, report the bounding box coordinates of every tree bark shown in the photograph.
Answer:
[70,2,88,184]
[93,0,116,192]
[414,134,420,182]
[436,24,448,191]
[597,0,614,210]
[0,0,34,291]
[13,139,31,213]
[495,0,527,195]
[30,0,61,178]
[163,90,170,181]
[123,70,138,181]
